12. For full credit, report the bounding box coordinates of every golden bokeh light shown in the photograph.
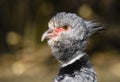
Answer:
[78,4,94,19]
[6,32,21,46]
[12,61,26,75]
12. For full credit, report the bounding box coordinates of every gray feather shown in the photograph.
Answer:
[45,12,104,82]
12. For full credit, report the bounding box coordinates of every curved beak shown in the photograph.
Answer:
[41,29,54,41]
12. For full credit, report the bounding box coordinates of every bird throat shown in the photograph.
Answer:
[48,37,87,64]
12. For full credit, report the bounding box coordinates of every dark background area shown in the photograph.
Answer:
[0,0,120,82]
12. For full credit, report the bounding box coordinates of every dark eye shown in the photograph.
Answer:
[63,25,68,30]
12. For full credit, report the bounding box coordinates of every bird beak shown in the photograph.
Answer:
[41,29,53,41]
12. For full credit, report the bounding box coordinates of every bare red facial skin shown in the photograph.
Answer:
[48,27,65,38]
[54,27,65,33]
[41,27,70,41]
[47,26,71,40]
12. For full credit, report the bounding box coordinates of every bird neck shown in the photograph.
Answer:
[57,49,86,64]
[61,53,85,67]
[58,54,92,76]
[50,37,87,63]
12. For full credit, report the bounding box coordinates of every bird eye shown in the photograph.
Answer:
[63,25,69,30]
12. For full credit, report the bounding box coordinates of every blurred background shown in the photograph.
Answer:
[0,0,120,82]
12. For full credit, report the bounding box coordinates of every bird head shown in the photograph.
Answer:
[41,12,103,64]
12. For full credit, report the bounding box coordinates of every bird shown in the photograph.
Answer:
[41,12,103,82]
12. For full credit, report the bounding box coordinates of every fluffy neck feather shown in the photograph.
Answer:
[49,36,87,63]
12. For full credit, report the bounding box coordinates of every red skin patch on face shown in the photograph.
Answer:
[49,28,64,38]
[54,27,65,33]
[51,28,65,37]
[48,27,70,40]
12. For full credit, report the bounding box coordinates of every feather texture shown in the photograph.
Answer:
[41,12,104,82]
